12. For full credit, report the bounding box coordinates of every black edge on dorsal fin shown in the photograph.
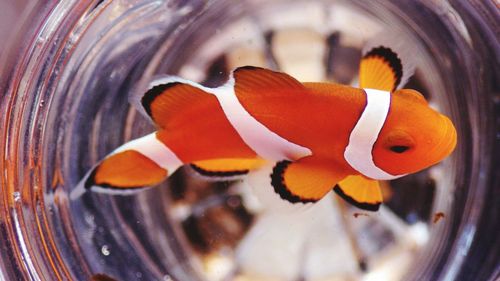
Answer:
[141,82,181,118]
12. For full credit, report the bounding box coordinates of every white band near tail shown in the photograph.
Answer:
[112,132,183,173]
[146,76,312,161]
[344,88,405,180]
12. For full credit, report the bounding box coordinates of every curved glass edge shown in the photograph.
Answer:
[440,1,500,280]
[395,1,499,280]
[0,1,94,280]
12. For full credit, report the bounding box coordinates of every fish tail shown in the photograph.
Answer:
[70,132,182,199]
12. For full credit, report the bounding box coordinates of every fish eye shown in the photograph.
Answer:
[389,145,410,153]
[383,129,415,154]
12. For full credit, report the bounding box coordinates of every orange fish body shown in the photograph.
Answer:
[73,46,457,211]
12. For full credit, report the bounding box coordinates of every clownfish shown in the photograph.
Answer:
[72,46,457,211]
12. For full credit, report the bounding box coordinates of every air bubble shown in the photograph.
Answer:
[101,245,110,256]
[12,192,20,202]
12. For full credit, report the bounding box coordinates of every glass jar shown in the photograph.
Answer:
[0,0,498,280]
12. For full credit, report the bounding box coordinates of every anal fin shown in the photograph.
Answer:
[334,175,383,211]
[191,158,266,178]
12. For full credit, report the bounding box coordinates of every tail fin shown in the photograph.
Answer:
[70,132,182,199]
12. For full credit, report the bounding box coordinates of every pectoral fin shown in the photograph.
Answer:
[270,157,347,203]
[359,46,403,91]
[333,175,383,211]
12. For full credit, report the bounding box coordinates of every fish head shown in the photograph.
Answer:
[372,89,457,176]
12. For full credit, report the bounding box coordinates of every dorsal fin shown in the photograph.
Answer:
[359,46,402,91]
[233,66,306,97]
[393,89,428,105]
[140,80,217,129]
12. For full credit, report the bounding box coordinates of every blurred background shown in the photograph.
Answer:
[0,1,25,57]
